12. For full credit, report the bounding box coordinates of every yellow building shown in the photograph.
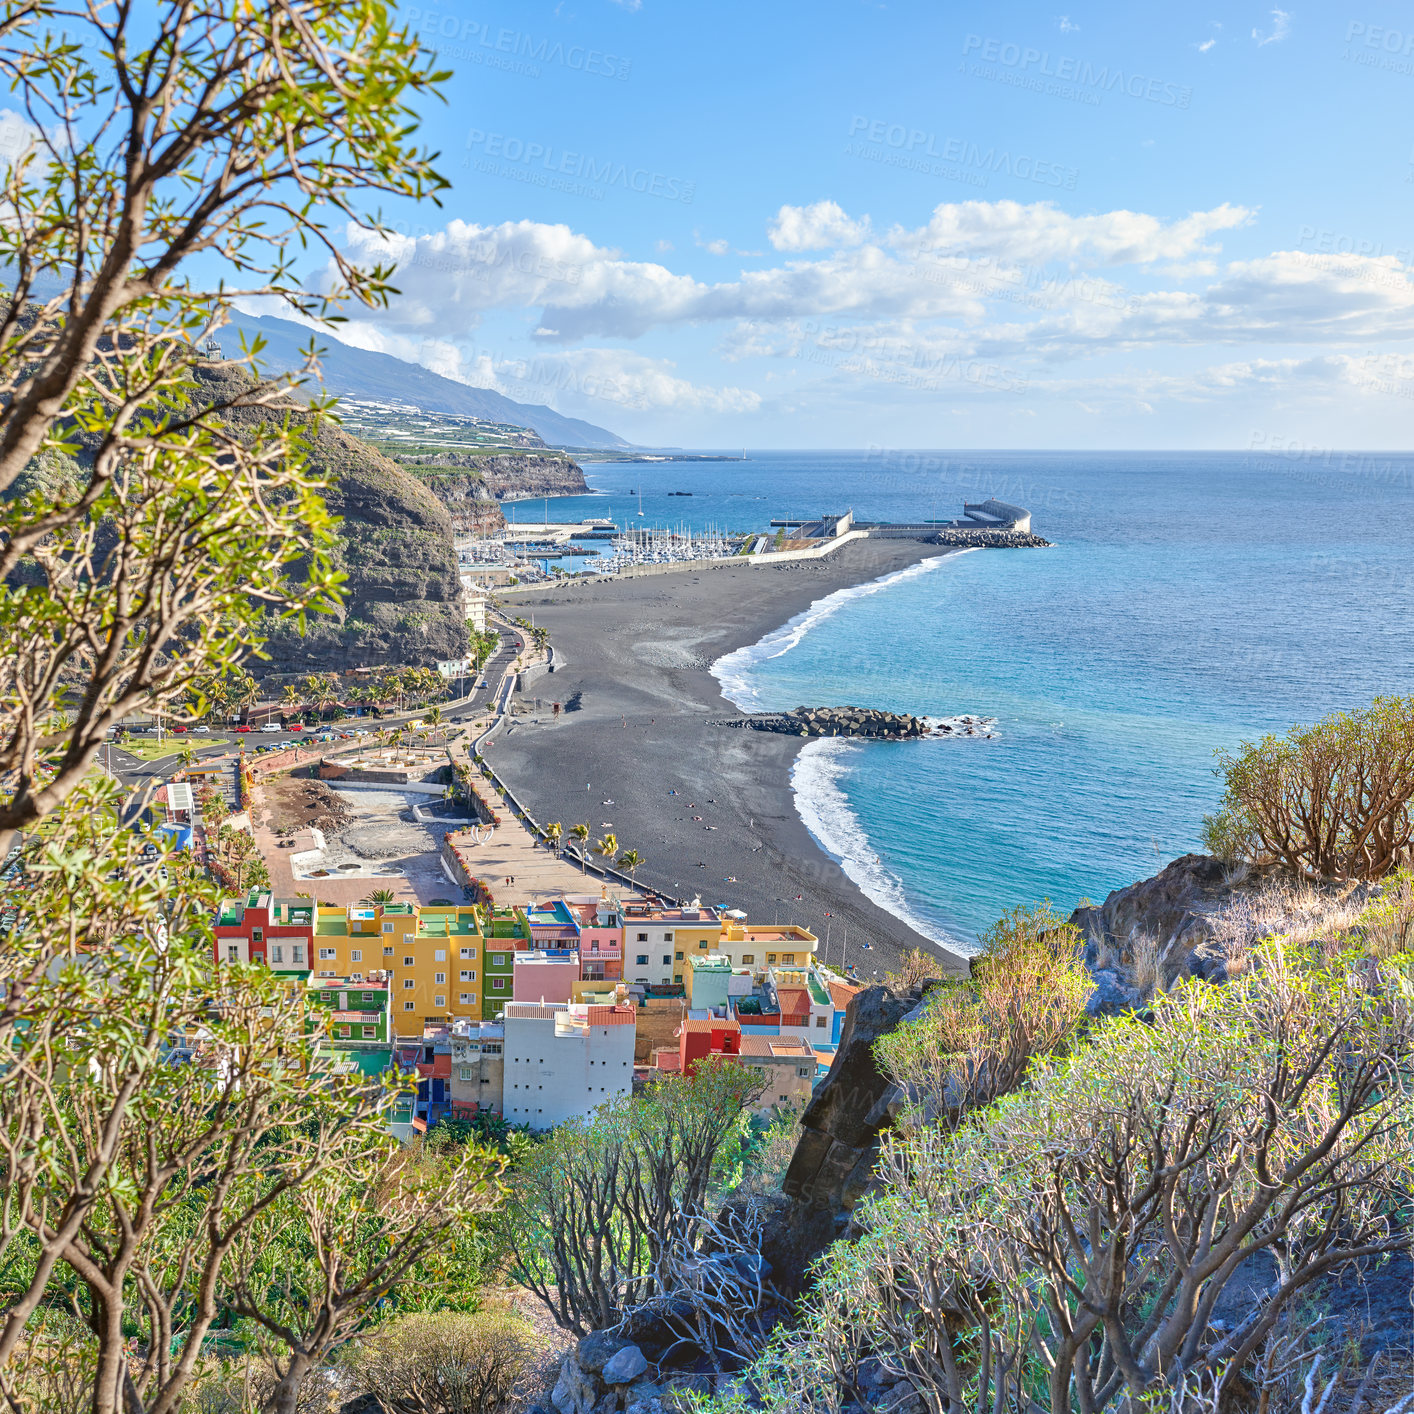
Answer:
[312,902,485,1030]
[716,920,817,972]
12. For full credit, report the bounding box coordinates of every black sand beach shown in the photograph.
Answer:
[485,540,972,981]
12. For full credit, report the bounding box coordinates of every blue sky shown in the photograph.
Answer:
[291,1,1414,448]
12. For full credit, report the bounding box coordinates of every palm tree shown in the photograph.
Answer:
[178,745,197,771]
[570,822,590,872]
[616,848,644,884]
[424,705,444,744]
[281,682,304,721]
[230,671,258,726]
[364,888,395,905]
[544,821,563,857]
[594,834,618,872]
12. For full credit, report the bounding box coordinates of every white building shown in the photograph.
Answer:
[502,1000,636,1129]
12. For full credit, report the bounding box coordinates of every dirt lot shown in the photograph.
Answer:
[260,776,353,835]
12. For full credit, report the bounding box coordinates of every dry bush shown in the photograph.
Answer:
[1128,932,1164,999]
[341,1311,534,1414]
[885,948,945,989]
[1353,869,1414,961]
[1204,877,1367,971]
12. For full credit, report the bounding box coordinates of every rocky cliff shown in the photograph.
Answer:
[400,450,590,502]
[190,363,469,675]
[404,470,507,535]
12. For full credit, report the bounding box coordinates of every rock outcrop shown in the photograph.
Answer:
[403,469,506,535]
[399,450,590,502]
[767,983,932,1293]
[189,363,469,675]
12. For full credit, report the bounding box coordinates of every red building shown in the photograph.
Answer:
[213,890,315,972]
[677,1016,742,1075]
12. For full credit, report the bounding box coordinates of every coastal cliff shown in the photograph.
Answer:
[399,449,590,502]
[189,364,469,675]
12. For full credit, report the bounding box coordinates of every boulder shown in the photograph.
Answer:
[576,1331,634,1374]
[339,1396,388,1414]
[551,1353,598,1414]
[601,1344,650,1385]
[1084,968,1140,1019]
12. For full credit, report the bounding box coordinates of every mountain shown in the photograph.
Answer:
[214,312,632,450]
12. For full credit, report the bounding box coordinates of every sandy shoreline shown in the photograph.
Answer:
[484,540,972,981]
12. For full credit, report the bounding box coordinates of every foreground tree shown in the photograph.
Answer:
[501,1063,763,1337]
[0,784,497,1414]
[0,0,447,849]
[1204,695,1414,881]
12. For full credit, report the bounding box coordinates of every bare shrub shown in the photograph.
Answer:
[1129,932,1164,999]
[342,1311,533,1414]
[1204,697,1414,881]
[1353,869,1414,961]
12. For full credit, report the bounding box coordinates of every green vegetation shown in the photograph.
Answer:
[121,735,227,761]
[717,938,1413,1414]
[1204,695,1414,880]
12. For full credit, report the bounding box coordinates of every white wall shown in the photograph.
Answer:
[503,1012,635,1129]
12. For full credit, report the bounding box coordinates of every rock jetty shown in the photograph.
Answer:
[930,527,1053,547]
[716,706,928,739]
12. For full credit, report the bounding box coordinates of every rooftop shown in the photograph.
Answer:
[681,1017,741,1035]
[738,1035,814,1059]
[687,953,732,973]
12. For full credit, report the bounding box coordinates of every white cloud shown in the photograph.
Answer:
[767,200,873,251]
[1252,8,1290,45]
[489,347,761,413]
[1057,15,1079,31]
[1197,38,1216,52]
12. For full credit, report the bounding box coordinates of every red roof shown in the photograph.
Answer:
[681,1017,741,1034]
[776,986,811,1013]
[587,1004,636,1027]
[432,1054,452,1079]
[828,980,861,1010]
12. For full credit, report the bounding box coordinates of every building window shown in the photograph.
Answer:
[663,932,674,943]
[226,944,239,962]
[636,954,648,966]
[491,954,506,966]
[459,993,474,1004]
[382,922,394,933]
[459,1065,474,1082]
[435,995,445,1007]
[783,954,796,963]
[271,944,284,963]
[318,970,335,979]
[291,946,304,965]
[320,991,332,1002]
[251,928,263,944]
[403,956,414,967]
[362,991,374,1002]
[460,947,475,959]
[492,979,506,991]
[435,972,446,984]
[318,948,336,961]
[767,954,777,964]
[636,933,648,942]
[673,974,683,985]
[337,1025,350,1038]
[403,979,414,990]
[404,1001,415,1011]
[383,946,394,956]
[483,1043,501,1055]
[741,954,754,964]
[816,1016,826,1028]
[798,1066,812,1077]
[435,950,446,962]
[698,940,708,950]
[675,951,684,961]
[460,970,476,981]
[350,950,362,963]
[662,955,672,966]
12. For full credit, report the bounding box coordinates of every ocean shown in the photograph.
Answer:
[541,450,1414,954]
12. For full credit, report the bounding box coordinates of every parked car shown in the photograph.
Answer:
[171,725,187,734]
[233,725,252,733]
[260,723,281,732]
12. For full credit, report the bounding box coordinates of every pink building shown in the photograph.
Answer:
[564,893,625,982]
[512,949,581,1005]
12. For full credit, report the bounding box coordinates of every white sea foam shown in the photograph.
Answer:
[791,740,975,957]
[710,551,979,956]
[710,552,965,711]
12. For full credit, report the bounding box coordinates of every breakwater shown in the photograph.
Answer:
[713,705,930,739]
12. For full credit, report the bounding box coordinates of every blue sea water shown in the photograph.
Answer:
[542,450,1414,954]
